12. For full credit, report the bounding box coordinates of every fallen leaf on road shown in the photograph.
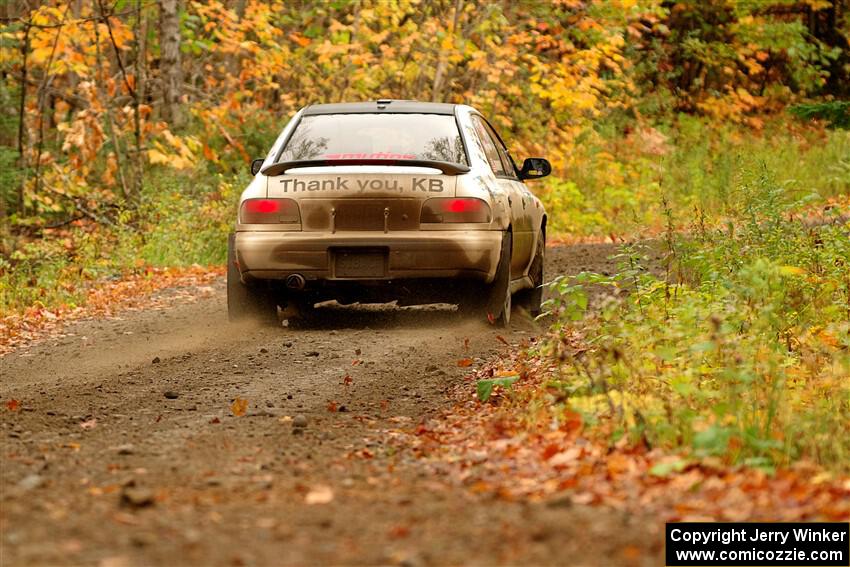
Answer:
[304,485,334,505]
[650,457,689,477]
[542,444,560,460]
[622,545,643,561]
[6,399,20,412]
[495,335,509,346]
[80,418,97,430]
[342,374,353,386]
[388,525,410,539]
[549,447,582,466]
[457,358,473,367]
[230,397,248,417]
[327,401,338,412]
[88,484,120,496]
[561,410,583,433]
[111,512,140,526]
[606,453,634,477]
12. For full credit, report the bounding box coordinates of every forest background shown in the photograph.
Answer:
[0,0,848,313]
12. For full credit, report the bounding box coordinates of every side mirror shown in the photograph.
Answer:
[250,158,264,176]
[518,157,551,180]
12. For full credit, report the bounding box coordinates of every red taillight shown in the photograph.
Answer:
[240,198,300,224]
[421,198,491,223]
[445,199,483,213]
[245,199,280,214]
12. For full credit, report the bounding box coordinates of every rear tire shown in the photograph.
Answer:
[516,230,545,317]
[227,233,278,324]
[460,231,512,327]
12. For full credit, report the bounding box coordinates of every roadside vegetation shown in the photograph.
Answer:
[541,170,850,473]
[1,0,848,474]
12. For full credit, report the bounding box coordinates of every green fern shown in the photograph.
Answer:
[788,101,850,129]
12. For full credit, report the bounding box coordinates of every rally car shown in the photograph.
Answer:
[228,100,550,326]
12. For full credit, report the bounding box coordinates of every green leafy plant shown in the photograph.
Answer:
[477,376,519,403]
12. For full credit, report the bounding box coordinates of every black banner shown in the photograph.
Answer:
[666,523,849,566]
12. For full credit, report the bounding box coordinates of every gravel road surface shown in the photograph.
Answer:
[1,244,662,566]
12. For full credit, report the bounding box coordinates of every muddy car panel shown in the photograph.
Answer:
[233,101,546,294]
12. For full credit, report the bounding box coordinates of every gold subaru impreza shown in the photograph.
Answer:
[228,100,550,326]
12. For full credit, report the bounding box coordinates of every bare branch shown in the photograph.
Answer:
[96,0,136,99]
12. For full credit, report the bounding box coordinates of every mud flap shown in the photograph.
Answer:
[226,233,279,324]
[516,232,544,317]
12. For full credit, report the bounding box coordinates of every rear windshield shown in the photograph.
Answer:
[277,113,467,165]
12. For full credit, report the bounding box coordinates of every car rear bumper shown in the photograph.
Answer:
[234,230,503,283]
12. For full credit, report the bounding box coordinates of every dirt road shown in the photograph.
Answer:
[1,244,661,567]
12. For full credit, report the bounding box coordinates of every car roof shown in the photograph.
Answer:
[302,100,457,116]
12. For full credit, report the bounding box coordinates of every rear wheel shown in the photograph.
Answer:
[460,231,512,327]
[227,233,278,323]
[516,230,545,317]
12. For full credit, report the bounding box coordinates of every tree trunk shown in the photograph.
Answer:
[812,0,850,96]
[17,22,29,214]
[159,0,183,128]
[94,8,129,199]
[431,0,462,102]
[133,0,145,196]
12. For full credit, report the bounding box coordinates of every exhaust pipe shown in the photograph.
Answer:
[285,274,306,290]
